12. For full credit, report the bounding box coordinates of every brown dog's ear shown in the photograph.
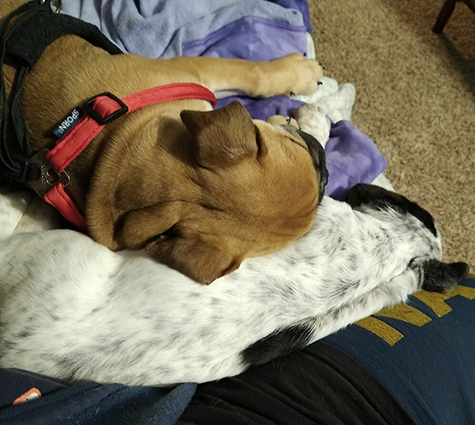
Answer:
[180,101,258,168]
[115,204,242,284]
[145,233,243,284]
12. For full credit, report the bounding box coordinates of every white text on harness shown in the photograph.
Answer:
[53,107,83,139]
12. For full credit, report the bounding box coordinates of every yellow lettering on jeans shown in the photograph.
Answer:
[411,285,475,317]
[354,284,475,345]
[355,317,405,346]
[355,304,431,346]
[375,303,432,325]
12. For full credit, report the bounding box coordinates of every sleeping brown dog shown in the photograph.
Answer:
[1,0,327,284]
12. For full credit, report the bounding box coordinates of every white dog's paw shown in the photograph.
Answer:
[293,103,331,148]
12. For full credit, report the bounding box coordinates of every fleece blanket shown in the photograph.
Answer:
[53,0,387,200]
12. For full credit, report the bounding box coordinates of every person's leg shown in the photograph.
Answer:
[177,277,475,425]
[323,276,475,425]
[177,342,415,425]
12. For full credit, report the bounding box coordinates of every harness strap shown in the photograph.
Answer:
[0,0,122,184]
[48,84,217,172]
[39,84,217,230]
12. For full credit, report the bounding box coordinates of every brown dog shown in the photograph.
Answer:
[1,0,327,284]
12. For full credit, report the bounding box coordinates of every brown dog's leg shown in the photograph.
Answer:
[171,53,323,98]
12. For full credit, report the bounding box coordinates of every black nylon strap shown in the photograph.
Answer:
[4,2,122,69]
[0,0,122,184]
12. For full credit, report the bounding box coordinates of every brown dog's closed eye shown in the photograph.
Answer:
[113,199,244,284]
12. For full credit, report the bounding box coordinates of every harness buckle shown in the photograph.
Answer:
[27,149,70,198]
[83,92,129,125]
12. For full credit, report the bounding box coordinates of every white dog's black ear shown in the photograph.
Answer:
[415,259,469,293]
[347,184,437,236]
[181,101,257,169]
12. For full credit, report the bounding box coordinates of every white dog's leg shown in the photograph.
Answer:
[309,267,420,342]
[241,267,420,369]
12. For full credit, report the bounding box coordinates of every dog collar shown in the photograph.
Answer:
[28,84,217,230]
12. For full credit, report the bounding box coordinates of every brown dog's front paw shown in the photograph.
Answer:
[266,115,299,128]
[260,54,323,98]
[276,54,324,96]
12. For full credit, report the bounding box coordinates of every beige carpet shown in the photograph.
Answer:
[308,0,475,272]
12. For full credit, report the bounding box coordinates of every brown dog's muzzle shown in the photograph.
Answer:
[282,125,328,203]
[296,129,329,203]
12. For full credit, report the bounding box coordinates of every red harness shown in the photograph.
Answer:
[28,83,217,230]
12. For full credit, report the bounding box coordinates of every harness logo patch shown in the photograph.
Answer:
[53,107,83,139]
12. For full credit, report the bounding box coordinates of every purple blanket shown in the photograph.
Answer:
[57,0,387,200]
[326,121,387,200]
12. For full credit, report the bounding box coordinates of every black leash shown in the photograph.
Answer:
[0,1,46,184]
[0,0,122,187]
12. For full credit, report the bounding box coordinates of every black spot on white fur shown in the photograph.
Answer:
[241,322,315,368]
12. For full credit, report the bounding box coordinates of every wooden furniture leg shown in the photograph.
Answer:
[433,0,457,33]
[463,0,475,14]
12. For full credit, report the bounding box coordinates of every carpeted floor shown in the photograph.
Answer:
[308,0,475,272]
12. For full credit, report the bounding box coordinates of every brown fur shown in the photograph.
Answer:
[2,1,325,283]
